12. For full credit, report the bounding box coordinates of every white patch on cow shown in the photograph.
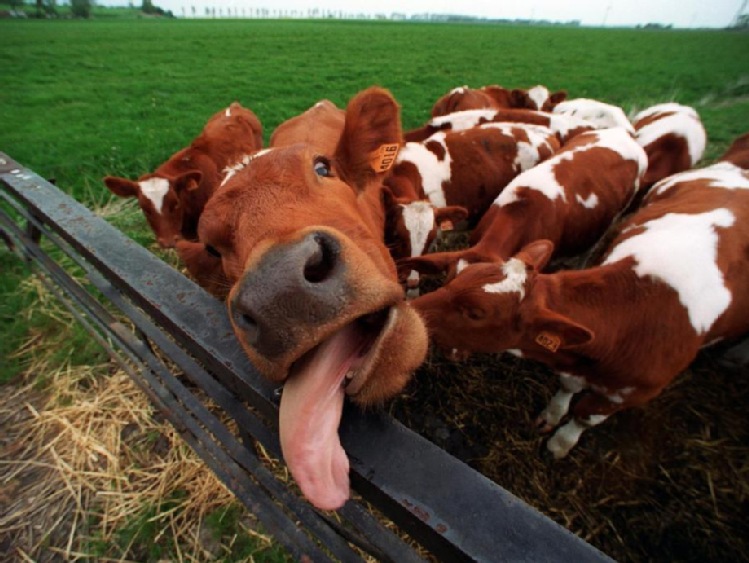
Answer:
[604,386,635,404]
[480,122,557,172]
[401,201,436,258]
[429,109,500,132]
[633,102,699,123]
[138,177,170,214]
[505,349,524,358]
[576,193,599,209]
[560,372,587,393]
[221,148,273,187]
[225,106,231,117]
[456,259,470,274]
[483,258,527,300]
[553,98,634,134]
[651,161,749,197]
[527,85,550,110]
[635,107,706,165]
[398,135,452,208]
[548,113,596,142]
[450,85,468,95]
[604,208,735,334]
[540,389,574,427]
[547,414,609,458]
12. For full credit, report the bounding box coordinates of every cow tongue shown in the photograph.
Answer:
[279,322,363,511]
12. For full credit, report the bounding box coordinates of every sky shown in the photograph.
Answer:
[99,0,746,28]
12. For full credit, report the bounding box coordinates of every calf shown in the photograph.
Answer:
[411,160,749,458]
[400,127,647,279]
[553,98,634,134]
[386,123,560,294]
[197,87,428,511]
[104,102,263,247]
[405,107,594,143]
[632,102,706,185]
[269,99,346,155]
[431,84,567,117]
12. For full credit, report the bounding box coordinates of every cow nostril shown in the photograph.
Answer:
[232,307,260,346]
[304,233,338,284]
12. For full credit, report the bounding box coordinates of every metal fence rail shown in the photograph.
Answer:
[0,151,612,562]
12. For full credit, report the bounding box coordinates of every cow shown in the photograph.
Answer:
[196,87,429,511]
[269,99,346,155]
[553,98,634,134]
[632,102,706,185]
[386,122,561,295]
[410,159,749,458]
[431,84,567,117]
[718,131,749,169]
[405,107,595,144]
[104,102,263,247]
[399,127,648,280]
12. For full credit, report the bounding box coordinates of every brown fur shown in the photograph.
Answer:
[269,99,346,155]
[198,87,428,406]
[430,84,566,117]
[104,102,263,247]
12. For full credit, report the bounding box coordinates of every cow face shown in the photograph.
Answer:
[412,241,559,357]
[198,87,429,510]
[104,169,202,248]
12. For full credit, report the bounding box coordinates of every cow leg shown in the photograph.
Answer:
[535,372,587,433]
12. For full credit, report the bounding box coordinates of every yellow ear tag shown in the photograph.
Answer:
[535,331,561,353]
[370,143,400,173]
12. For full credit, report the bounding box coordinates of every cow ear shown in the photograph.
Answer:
[529,308,594,352]
[174,170,203,193]
[510,88,529,108]
[104,176,139,198]
[434,205,469,231]
[549,90,568,106]
[515,239,554,271]
[336,87,402,192]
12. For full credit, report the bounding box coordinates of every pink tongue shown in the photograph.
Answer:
[279,323,360,511]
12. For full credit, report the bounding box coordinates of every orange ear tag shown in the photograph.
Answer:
[535,331,561,353]
[370,143,400,173]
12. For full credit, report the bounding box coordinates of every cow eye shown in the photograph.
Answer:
[313,157,333,178]
[204,244,221,258]
[464,307,486,321]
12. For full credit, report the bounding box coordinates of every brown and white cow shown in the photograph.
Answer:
[104,102,263,247]
[269,99,346,155]
[399,127,648,280]
[386,122,561,295]
[410,159,749,458]
[197,87,428,511]
[430,84,567,117]
[632,102,707,185]
[405,107,595,144]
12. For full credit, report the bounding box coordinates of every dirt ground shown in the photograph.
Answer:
[390,337,749,562]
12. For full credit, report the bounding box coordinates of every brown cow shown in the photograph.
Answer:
[197,87,428,511]
[431,84,567,117]
[410,159,749,458]
[104,102,263,247]
[399,127,647,280]
[386,122,560,295]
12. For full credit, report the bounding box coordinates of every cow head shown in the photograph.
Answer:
[198,87,429,510]
[104,165,203,248]
[412,240,592,358]
[383,191,468,297]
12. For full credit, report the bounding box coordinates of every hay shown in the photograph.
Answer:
[0,271,280,562]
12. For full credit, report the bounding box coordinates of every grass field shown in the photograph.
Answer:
[2,16,749,561]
